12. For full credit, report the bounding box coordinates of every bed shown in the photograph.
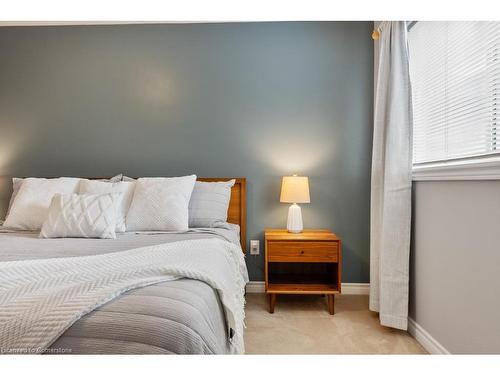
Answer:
[0,177,248,355]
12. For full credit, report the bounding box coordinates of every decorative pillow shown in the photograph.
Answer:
[189,179,235,228]
[126,175,197,231]
[40,193,121,239]
[79,180,135,232]
[4,177,81,230]
[6,175,122,217]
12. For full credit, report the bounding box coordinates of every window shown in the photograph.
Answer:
[408,22,500,179]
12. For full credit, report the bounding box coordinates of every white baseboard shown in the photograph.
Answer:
[408,317,450,354]
[245,281,369,295]
[341,283,370,295]
[245,281,266,293]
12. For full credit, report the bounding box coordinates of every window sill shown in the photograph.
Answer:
[412,155,500,181]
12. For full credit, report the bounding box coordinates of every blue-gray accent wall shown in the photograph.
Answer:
[0,22,373,282]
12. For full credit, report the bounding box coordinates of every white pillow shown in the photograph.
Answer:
[189,179,235,228]
[40,193,121,239]
[6,175,123,217]
[79,179,135,232]
[4,177,81,230]
[126,175,197,232]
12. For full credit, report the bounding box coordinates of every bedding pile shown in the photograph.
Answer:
[0,174,247,354]
[0,237,248,354]
[2,175,236,238]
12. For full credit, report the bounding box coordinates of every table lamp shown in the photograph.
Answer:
[280,175,310,233]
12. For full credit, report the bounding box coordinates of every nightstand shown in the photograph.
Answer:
[264,229,342,314]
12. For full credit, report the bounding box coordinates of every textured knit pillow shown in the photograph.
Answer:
[40,193,121,239]
[4,177,81,230]
[188,179,235,228]
[126,175,197,231]
[79,179,136,232]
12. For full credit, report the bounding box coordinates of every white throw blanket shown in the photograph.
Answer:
[0,238,248,354]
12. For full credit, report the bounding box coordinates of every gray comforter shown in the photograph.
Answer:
[0,228,244,354]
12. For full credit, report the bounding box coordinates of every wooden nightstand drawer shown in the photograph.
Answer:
[267,241,338,263]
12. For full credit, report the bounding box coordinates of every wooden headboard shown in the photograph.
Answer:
[197,178,247,252]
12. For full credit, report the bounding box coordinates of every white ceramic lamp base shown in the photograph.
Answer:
[287,203,303,233]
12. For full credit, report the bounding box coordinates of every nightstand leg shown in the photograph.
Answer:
[327,295,335,315]
[269,294,276,313]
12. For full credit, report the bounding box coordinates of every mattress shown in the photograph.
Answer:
[0,227,244,354]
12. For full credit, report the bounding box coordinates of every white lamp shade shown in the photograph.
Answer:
[280,176,310,204]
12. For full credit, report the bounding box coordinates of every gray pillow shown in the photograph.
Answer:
[7,177,23,215]
[188,179,235,228]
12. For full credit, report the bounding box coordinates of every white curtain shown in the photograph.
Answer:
[370,21,413,330]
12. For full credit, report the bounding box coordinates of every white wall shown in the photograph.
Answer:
[411,180,500,353]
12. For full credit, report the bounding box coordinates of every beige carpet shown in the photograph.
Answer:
[244,293,426,354]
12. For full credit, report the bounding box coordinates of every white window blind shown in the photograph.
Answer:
[408,21,500,165]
